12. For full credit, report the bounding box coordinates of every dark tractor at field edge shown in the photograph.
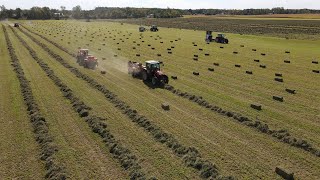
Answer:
[150,25,159,32]
[206,31,229,44]
[128,60,169,87]
[14,23,20,27]
[139,26,146,32]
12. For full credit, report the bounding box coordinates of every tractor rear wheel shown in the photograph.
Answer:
[225,39,229,44]
[142,70,148,81]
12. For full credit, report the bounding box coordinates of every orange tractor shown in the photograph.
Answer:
[128,60,169,86]
[76,49,98,69]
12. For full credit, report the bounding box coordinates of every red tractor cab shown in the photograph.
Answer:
[76,49,98,69]
[128,60,168,86]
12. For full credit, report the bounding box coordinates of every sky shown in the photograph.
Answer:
[1,0,320,10]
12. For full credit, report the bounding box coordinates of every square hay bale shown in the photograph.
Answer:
[261,53,266,56]
[260,65,266,68]
[193,72,200,76]
[114,55,118,57]
[275,73,283,77]
[157,54,162,57]
[194,55,198,57]
[275,78,284,82]
[194,44,198,46]
[233,51,239,54]
[251,104,262,111]
[101,71,106,75]
[168,52,172,54]
[199,48,203,51]
[273,96,284,102]
[167,48,171,51]
[240,45,245,47]
[171,76,178,80]
[285,51,291,54]
[312,61,318,64]
[193,58,198,61]
[220,46,224,49]
[285,88,296,94]
[208,68,214,72]
[213,63,220,66]
[161,103,170,111]
[275,167,294,180]
[136,54,140,57]
[171,46,175,49]
[235,64,241,68]
[151,48,155,50]
[102,58,106,60]
[205,53,210,56]
[312,70,320,73]
[252,49,257,51]
[246,71,253,75]
[284,60,291,63]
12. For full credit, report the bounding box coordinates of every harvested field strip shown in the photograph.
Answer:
[22,24,320,157]
[10,26,148,180]
[2,25,67,179]
[0,26,44,179]
[19,25,233,179]
[13,26,201,180]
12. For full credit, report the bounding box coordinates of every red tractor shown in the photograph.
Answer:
[76,49,98,69]
[128,60,169,86]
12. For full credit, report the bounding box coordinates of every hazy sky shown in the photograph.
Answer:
[1,0,320,10]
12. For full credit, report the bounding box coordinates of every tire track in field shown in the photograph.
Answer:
[21,24,320,158]
[19,25,234,180]
[2,25,67,179]
[9,26,149,180]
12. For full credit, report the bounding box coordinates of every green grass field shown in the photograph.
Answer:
[1,19,319,179]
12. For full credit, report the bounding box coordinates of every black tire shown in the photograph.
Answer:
[225,39,229,44]
[151,77,158,86]
[142,70,148,81]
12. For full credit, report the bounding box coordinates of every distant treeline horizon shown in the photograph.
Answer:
[1,5,320,20]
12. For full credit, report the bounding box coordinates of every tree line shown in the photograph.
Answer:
[1,5,320,20]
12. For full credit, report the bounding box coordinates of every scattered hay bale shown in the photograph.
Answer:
[117,48,121,50]
[148,44,151,46]
[233,51,238,54]
[133,47,136,49]
[114,55,118,57]
[194,55,198,57]
[101,71,106,75]
[285,51,291,54]
[235,64,241,68]
[157,54,161,57]
[171,76,178,80]
[312,70,320,73]
[168,51,172,54]
[275,73,282,77]
[312,61,318,64]
[208,68,214,72]
[160,42,163,43]
[284,60,291,63]
[161,103,170,111]
[213,63,219,66]
[151,48,155,50]
[193,72,200,76]
[205,53,210,56]
[273,96,284,102]
[275,167,294,180]
[251,104,262,111]
[199,48,203,51]
[286,88,296,94]
[261,53,266,56]
[136,54,140,57]
[220,46,224,49]
[194,44,198,46]
[254,59,260,62]
[102,58,106,60]
[167,48,171,51]
[252,49,257,51]
[193,58,198,61]
[246,71,253,74]
[275,78,284,82]
[98,48,101,51]
[240,45,245,47]
[260,65,266,68]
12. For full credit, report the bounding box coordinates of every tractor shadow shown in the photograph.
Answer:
[142,80,165,90]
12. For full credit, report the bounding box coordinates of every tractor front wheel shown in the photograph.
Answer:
[151,77,158,86]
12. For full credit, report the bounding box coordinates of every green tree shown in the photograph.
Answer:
[72,5,82,19]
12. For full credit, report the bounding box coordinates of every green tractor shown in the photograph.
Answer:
[206,31,229,44]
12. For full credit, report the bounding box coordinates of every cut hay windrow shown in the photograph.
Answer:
[11,26,149,180]
[163,84,320,157]
[20,25,234,179]
[3,25,67,180]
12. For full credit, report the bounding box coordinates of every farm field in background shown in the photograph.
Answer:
[1,19,319,179]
